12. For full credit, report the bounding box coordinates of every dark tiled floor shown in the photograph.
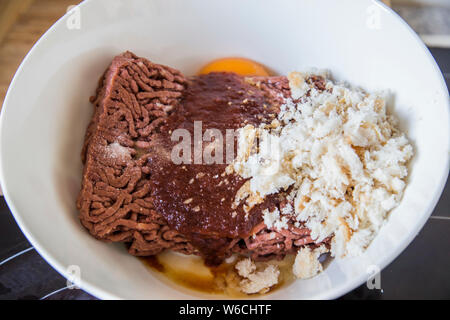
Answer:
[341,213,450,300]
[0,48,449,300]
[430,48,450,90]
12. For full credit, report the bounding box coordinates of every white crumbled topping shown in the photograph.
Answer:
[232,71,413,258]
[235,258,256,277]
[281,203,293,215]
[262,208,278,229]
[293,245,328,279]
[288,70,329,99]
[263,208,289,230]
[105,142,132,160]
[232,125,295,198]
[235,258,280,294]
[232,181,264,213]
[225,255,238,264]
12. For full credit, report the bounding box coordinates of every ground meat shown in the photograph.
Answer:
[77,52,330,264]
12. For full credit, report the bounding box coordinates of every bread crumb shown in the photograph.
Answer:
[292,246,328,279]
[263,208,288,230]
[235,258,280,294]
[196,172,205,179]
[232,71,413,258]
[235,258,256,277]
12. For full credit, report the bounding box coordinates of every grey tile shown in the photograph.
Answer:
[43,288,97,300]
[0,248,66,300]
[429,48,450,74]
[342,218,450,299]
[0,198,29,261]
[432,177,450,217]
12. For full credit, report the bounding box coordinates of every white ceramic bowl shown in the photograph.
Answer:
[1,0,448,299]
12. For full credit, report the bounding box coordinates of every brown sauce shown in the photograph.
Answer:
[146,72,285,264]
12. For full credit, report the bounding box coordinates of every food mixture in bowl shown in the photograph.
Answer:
[77,52,413,295]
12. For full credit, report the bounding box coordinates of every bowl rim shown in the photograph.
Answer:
[0,0,449,300]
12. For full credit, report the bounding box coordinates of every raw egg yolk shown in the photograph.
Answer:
[198,57,269,76]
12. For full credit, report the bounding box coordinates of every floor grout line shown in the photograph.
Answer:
[429,215,450,221]
[40,284,76,300]
[0,246,34,267]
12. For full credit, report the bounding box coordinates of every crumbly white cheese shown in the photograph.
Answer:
[231,71,413,260]
[235,258,280,294]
